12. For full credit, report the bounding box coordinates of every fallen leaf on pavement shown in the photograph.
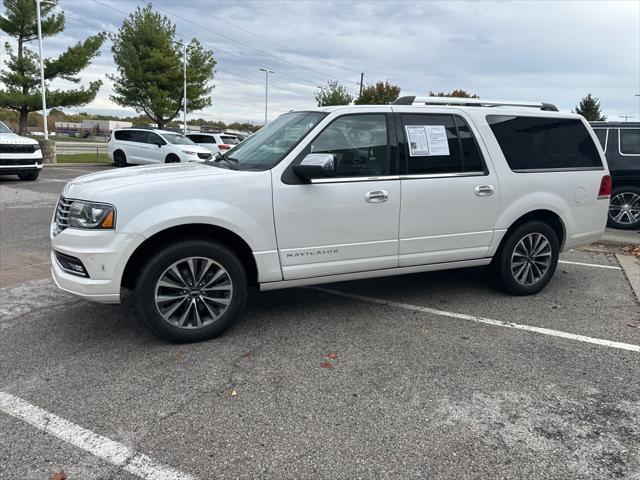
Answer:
[320,362,333,368]
[327,352,337,359]
[175,351,182,362]
[230,387,238,397]
[242,351,252,358]
[50,472,67,480]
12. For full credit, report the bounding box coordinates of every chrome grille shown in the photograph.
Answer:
[55,196,72,233]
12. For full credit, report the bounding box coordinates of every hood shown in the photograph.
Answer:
[64,163,236,199]
[0,132,39,145]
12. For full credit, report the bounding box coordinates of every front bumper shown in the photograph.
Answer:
[50,228,145,304]
[0,157,43,175]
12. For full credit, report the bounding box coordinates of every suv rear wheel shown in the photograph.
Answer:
[492,221,559,295]
[135,239,248,342]
[607,186,640,230]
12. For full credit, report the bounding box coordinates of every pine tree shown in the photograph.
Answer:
[0,0,106,134]
[574,94,606,121]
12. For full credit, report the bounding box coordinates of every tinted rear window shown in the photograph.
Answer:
[487,115,603,171]
[620,129,640,154]
[593,129,607,149]
[114,130,129,141]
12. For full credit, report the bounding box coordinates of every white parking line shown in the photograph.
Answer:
[312,287,640,353]
[559,260,621,270]
[0,392,197,480]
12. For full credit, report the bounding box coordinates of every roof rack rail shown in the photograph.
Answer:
[391,96,559,112]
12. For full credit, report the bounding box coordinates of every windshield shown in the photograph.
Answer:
[0,121,12,134]
[219,111,326,170]
[162,133,195,145]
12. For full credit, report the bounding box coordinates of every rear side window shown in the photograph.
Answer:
[620,129,640,155]
[401,114,485,175]
[220,135,239,145]
[128,131,148,144]
[593,129,608,150]
[487,115,603,171]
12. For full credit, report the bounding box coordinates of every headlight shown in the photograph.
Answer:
[68,200,115,229]
[183,150,197,155]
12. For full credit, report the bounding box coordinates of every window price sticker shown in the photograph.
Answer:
[406,125,450,157]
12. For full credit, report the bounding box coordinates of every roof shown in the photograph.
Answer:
[590,121,640,128]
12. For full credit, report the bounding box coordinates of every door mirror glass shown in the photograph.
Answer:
[294,153,336,180]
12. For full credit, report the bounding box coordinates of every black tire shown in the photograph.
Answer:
[113,150,128,168]
[165,154,180,163]
[492,221,559,296]
[607,186,640,230]
[17,170,40,181]
[135,239,248,342]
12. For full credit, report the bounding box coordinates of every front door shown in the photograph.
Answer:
[272,113,401,280]
[395,110,499,266]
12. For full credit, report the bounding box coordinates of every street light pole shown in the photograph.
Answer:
[174,40,191,134]
[35,0,54,140]
[259,68,274,125]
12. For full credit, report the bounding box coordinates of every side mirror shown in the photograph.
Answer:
[293,153,335,180]
[152,141,164,147]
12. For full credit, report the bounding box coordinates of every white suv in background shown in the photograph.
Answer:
[107,128,213,167]
[52,97,610,343]
[0,120,43,181]
[185,132,240,155]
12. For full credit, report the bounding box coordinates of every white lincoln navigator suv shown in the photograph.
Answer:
[51,97,610,342]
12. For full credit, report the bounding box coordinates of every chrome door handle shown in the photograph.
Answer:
[365,190,388,203]
[474,185,495,197]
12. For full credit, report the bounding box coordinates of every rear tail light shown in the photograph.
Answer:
[218,144,231,151]
[598,175,612,199]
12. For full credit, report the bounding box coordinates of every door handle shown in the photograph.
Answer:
[365,190,388,203]
[474,185,495,197]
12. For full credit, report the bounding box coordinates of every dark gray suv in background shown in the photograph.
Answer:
[591,122,640,230]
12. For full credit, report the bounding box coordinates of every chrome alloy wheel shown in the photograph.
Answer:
[609,192,640,226]
[154,257,233,329]
[510,233,552,286]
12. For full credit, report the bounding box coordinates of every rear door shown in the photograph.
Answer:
[394,109,500,266]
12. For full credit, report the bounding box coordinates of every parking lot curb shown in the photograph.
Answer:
[616,253,640,303]
[45,163,112,167]
[600,231,640,247]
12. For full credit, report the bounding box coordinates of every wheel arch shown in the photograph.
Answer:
[121,223,258,290]
[494,209,566,256]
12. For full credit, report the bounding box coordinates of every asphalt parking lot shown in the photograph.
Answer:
[1,166,639,480]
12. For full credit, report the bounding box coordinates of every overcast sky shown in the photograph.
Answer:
[2,0,639,124]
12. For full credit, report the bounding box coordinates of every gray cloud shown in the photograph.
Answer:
[1,0,638,123]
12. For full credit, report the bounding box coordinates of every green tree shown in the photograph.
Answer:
[109,4,216,129]
[354,81,401,105]
[429,89,479,98]
[0,0,105,134]
[574,93,606,121]
[315,80,353,106]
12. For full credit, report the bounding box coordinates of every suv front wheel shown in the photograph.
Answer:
[135,239,248,342]
[493,221,559,295]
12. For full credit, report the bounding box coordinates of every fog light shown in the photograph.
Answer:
[54,251,89,277]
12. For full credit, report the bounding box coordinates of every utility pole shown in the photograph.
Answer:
[173,40,191,134]
[317,85,324,107]
[259,68,274,125]
[619,115,635,122]
[359,72,364,99]
[36,0,55,140]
